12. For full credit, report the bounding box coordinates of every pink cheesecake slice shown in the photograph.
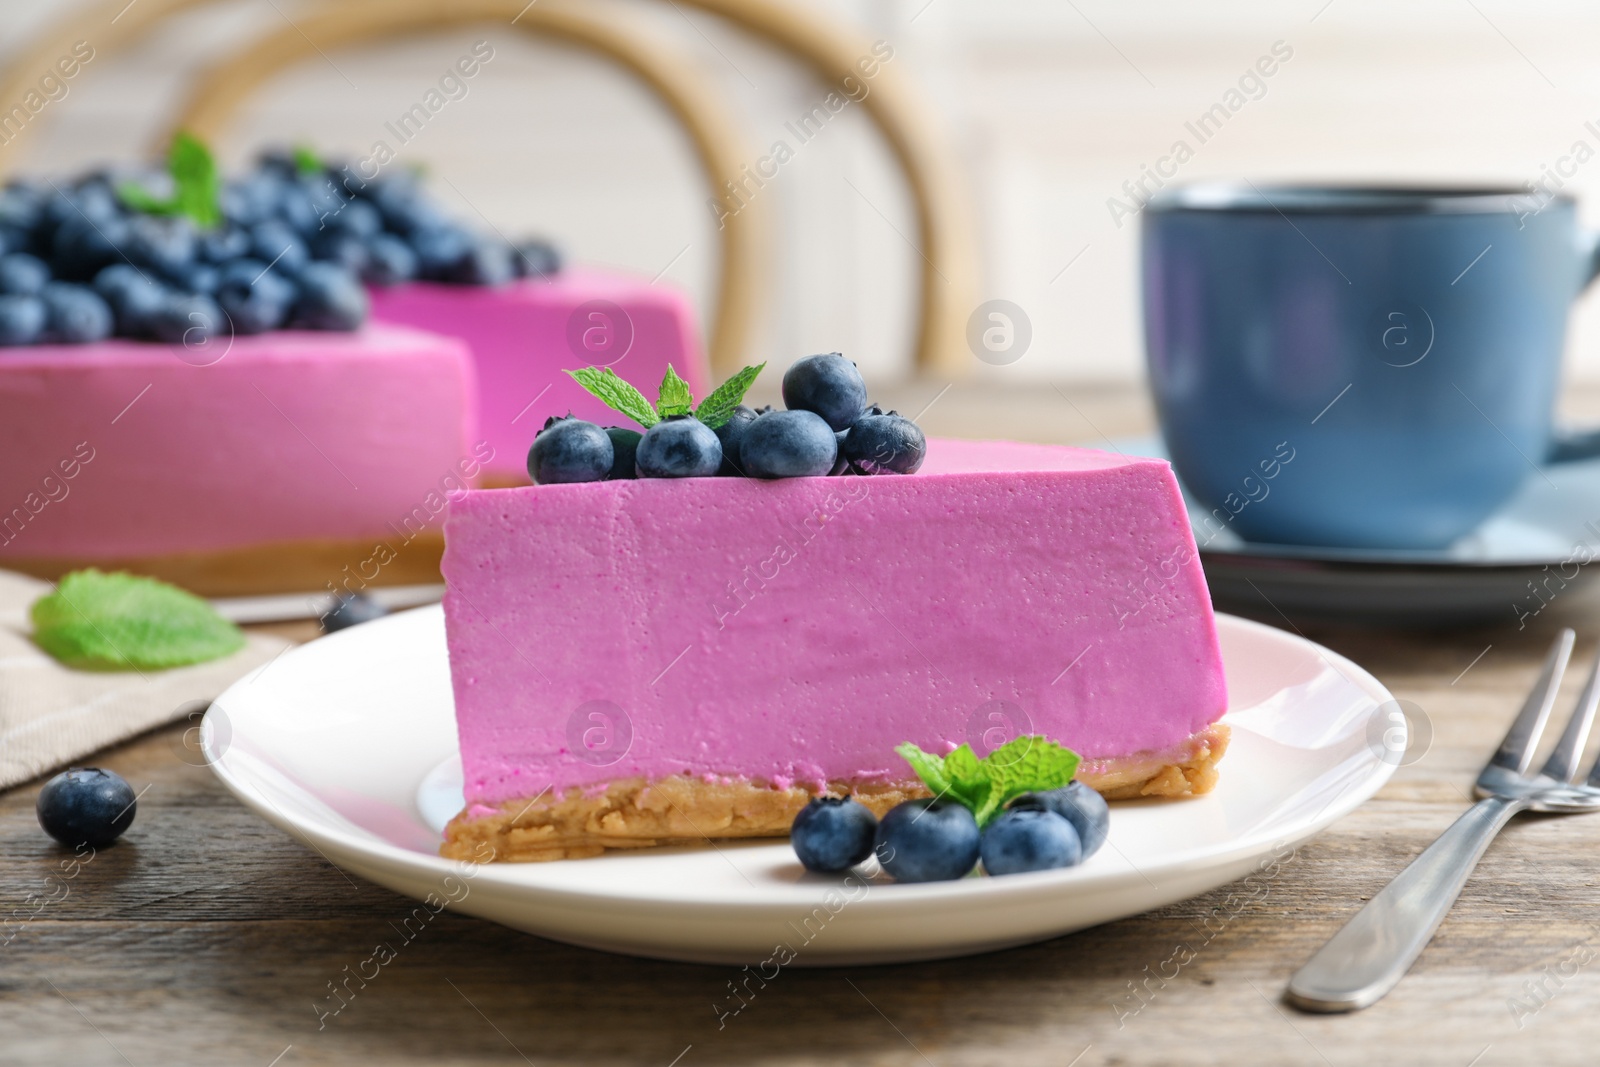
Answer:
[440,439,1229,862]
[0,323,478,595]
[369,271,708,485]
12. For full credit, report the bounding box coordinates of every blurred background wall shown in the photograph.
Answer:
[5,0,1600,385]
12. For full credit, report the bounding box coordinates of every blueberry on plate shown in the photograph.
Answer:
[636,415,722,478]
[712,404,759,476]
[604,427,642,479]
[216,259,297,335]
[289,262,367,330]
[36,767,136,848]
[361,234,418,287]
[40,283,113,344]
[528,415,613,484]
[843,408,927,475]
[874,798,980,883]
[320,593,388,633]
[1010,781,1109,858]
[0,252,50,295]
[782,352,868,431]
[148,292,225,346]
[738,409,836,478]
[512,238,562,279]
[791,796,878,872]
[0,293,47,345]
[979,807,1082,876]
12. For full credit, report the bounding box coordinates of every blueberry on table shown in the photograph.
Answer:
[782,352,869,431]
[361,234,418,287]
[604,427,642,480]
[36,767,136,848]
[844,409,927,475]
[979,807,1082,876]
[1010,781,1109,858]
[41,283,113,344]
[791,796,878,872]
[216,259,296,335]
[0,252,50,295]
[738,409,837,478]
[0,293,47,345]
[320,593,388,633]
[712,404,759,476]
[637,415,722,478]
[528,416,614,484]
[289,262,368,330]
[874,798,980,883]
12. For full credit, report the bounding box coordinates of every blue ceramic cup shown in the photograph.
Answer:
[1142,183,1600,550]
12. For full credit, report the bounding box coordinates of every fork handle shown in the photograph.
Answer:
[1285,796,1524,1012]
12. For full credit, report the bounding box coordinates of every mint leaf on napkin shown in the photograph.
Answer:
[31,570,245,671]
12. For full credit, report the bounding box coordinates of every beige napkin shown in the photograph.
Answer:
[0,570,291,791]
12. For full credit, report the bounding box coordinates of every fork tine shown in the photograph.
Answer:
[1541,645,1600,782]
[1491,629,1574,774]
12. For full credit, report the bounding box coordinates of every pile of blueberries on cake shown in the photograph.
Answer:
[0,138,559,347]
[530,353,927,481]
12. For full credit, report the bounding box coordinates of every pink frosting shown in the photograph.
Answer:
[442,439,1228,804]
[0,324,476,558]
[369,272,707,481]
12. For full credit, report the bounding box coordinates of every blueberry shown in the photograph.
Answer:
[360,234,417,286]
[289,262,367,330]
[149,292,225,345]
[125,215,197,277]
[220,175,281,227]
[320,593,388,633]
[979,808,1082,876]
[512,238,562,279]
[371,179,451,235]
[50,213,131,280]
[791,796,878,872]
[443,241,514,286]
[40,283,113,343]
[1011,782,1109,858]
[312,230,371,273]
[0,294,46,345]
[36,767,136,848]
[782,352,868,431]
[328,198,382,239]
[874,799,980,883]
[95,268,169,338]
[0,253,50,295]
[216,259,296,335]
[636,415,722,478]
[409,226,474,281]
[0,188,43,234]
[605,427,641,479]
[250,220,310,275]
[712,405,759,476]
[198,224,254,264]
[844,408,926,475]
[830,430,852,476]
[528,415,613,484]
[738,409,837,478]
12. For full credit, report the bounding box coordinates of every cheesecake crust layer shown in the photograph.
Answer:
[441,724,1230,863]
[2,532,445,596]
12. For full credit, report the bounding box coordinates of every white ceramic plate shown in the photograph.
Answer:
[205,606,1398,966]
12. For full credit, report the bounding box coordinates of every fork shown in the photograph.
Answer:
[1286,628,1600,1013]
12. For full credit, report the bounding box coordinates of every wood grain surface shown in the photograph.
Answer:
[6,387,1600,1067]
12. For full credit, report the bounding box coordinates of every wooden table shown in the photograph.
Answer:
[6,385,1600,1067]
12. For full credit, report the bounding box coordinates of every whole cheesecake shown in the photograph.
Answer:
[0,323,478,596]
[369,271,708,486]
[439,438,1229,862]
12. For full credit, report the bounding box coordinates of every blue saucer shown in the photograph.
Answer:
[1118,437,1600,628]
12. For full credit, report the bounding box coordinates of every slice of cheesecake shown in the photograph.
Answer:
[439,439,1228,862]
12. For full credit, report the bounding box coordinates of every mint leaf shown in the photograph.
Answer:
[31,570,245,671]
[657,364,694,417]
[117,132,221,229]
[293,144,323,176]
[695,362,766,429]
[894,735,1083,827]
[566,367,659,427]
[116,180,176,216]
